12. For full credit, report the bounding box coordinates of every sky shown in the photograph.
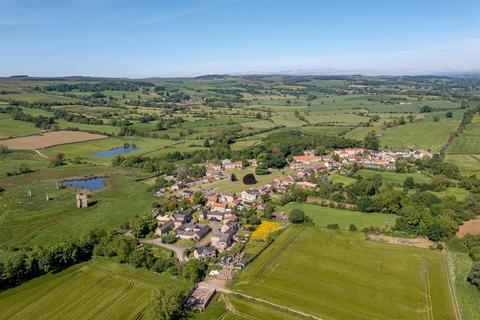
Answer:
[0,0,479,77]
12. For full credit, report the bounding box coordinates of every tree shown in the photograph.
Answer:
[419,105,432,113]
[242,173,257,185]
[162,231,177,244]
[289,209,305,223]
[364,131,379,150]
[181,259,207,282]
[255,163,270,175]
[192,192,205,205]
[147,288,184,320]
[446,111,453,118]
[230,174,237,182]
[467,261,480,290]
[404,177,415,189]
[349,224,358,231]
[49,153,65,167]
[132,214,157,238]
[203,139,210,147]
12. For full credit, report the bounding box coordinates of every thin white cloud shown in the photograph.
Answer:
[130,1,227,28]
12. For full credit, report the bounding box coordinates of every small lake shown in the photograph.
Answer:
[93,146,139,158]
[63,177,107,190]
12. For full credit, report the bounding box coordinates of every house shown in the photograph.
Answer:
[193,246,217,260]
[210,230,233,251]
[172,211,192,228]
[155,220,174,236]
[211,202,227,213]
[241,189,259,202]
[206,196,218,206]
[171,182,186,192]
[206,210,224,221]
[155,213,172,223]
[234,161,243,168]
[206,162,222,171]
[219,192,236,204]
[176,223,211,240]
[247,159,257,167]
[296,181,317,189]
[291,155,322,165]
[222,159,235,169]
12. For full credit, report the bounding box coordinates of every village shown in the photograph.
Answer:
[148,146,433,310]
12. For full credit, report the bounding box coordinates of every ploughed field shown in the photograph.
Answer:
[232,225,457,320]
[0,131,106,150]
[0,259,189,320]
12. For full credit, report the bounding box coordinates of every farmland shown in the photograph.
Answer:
[0,114,41,139]
[0,131,106,150]
[0,259,189,320]
[232,225,457,320]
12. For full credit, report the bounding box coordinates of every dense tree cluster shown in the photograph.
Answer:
[43,81,154,92]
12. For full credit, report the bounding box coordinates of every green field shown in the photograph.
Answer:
[280,202,396,230]
[0,114,41,139]
[448,251,480,320]
[0,150,49,178]
[0,259,189,320]
[56,119,121,135]
[197,293,307,320]
[445,154,480,176]
[354,169,432,185]
[346,121,459,151]
[42,137,177,164]
[448,122,480,154]
[0,166,154,247]
[232,225,457,320]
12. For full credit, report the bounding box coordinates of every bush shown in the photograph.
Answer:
[289,209,305,224]
[243,173,257,185]
[255,163,270,175]
[467,261,480,290]
[162,231,177,244]
[230,174,237,182]
[326,223,340,229]
[349,224,358,231]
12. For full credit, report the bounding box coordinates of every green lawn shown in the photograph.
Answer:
[192,167,295,193]
[0,114,41,139]
[232,225,457,320]
[0,259,189,320]
[0,166,155,247]
[280,202,396,230]
[354,169,432,185]
[448,251,480,320]
[330,173,357,185]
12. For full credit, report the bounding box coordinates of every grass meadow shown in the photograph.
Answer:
[0,259,189,320]
[0,166,154,247]
[280,203,396,230]
[232,225,457,320]
[354,169,432,185]
[0,114,41,139]
[346,121,459,152]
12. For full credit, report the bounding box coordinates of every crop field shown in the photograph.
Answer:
[445,154,480,176]
[0,131,106,150]
[271,112,307,127]
[232,225,457,320]
[307,112,369,125]
[346,121,459,151]
[448,122,480,154]
[280,203,396,230]
[56,119,121,135]
[0,114,41,139]
[354,169,432,185]
[0,166,154,247]
[0,259,189,320]
[197,293,306,320]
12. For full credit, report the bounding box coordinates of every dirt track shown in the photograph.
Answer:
[457,218,480,237]
[0,131,106,150]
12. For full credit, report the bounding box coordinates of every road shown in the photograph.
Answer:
[140,238,186,263]
[33,149,48,158]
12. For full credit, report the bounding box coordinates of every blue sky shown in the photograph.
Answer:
[1,0,479,77]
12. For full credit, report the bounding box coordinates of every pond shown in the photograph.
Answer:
[93,146,139,158]
[63,177,107,190]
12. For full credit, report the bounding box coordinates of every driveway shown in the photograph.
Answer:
[140,238,186,263]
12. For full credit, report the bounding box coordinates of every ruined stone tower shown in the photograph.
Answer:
[76,192,88,208]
